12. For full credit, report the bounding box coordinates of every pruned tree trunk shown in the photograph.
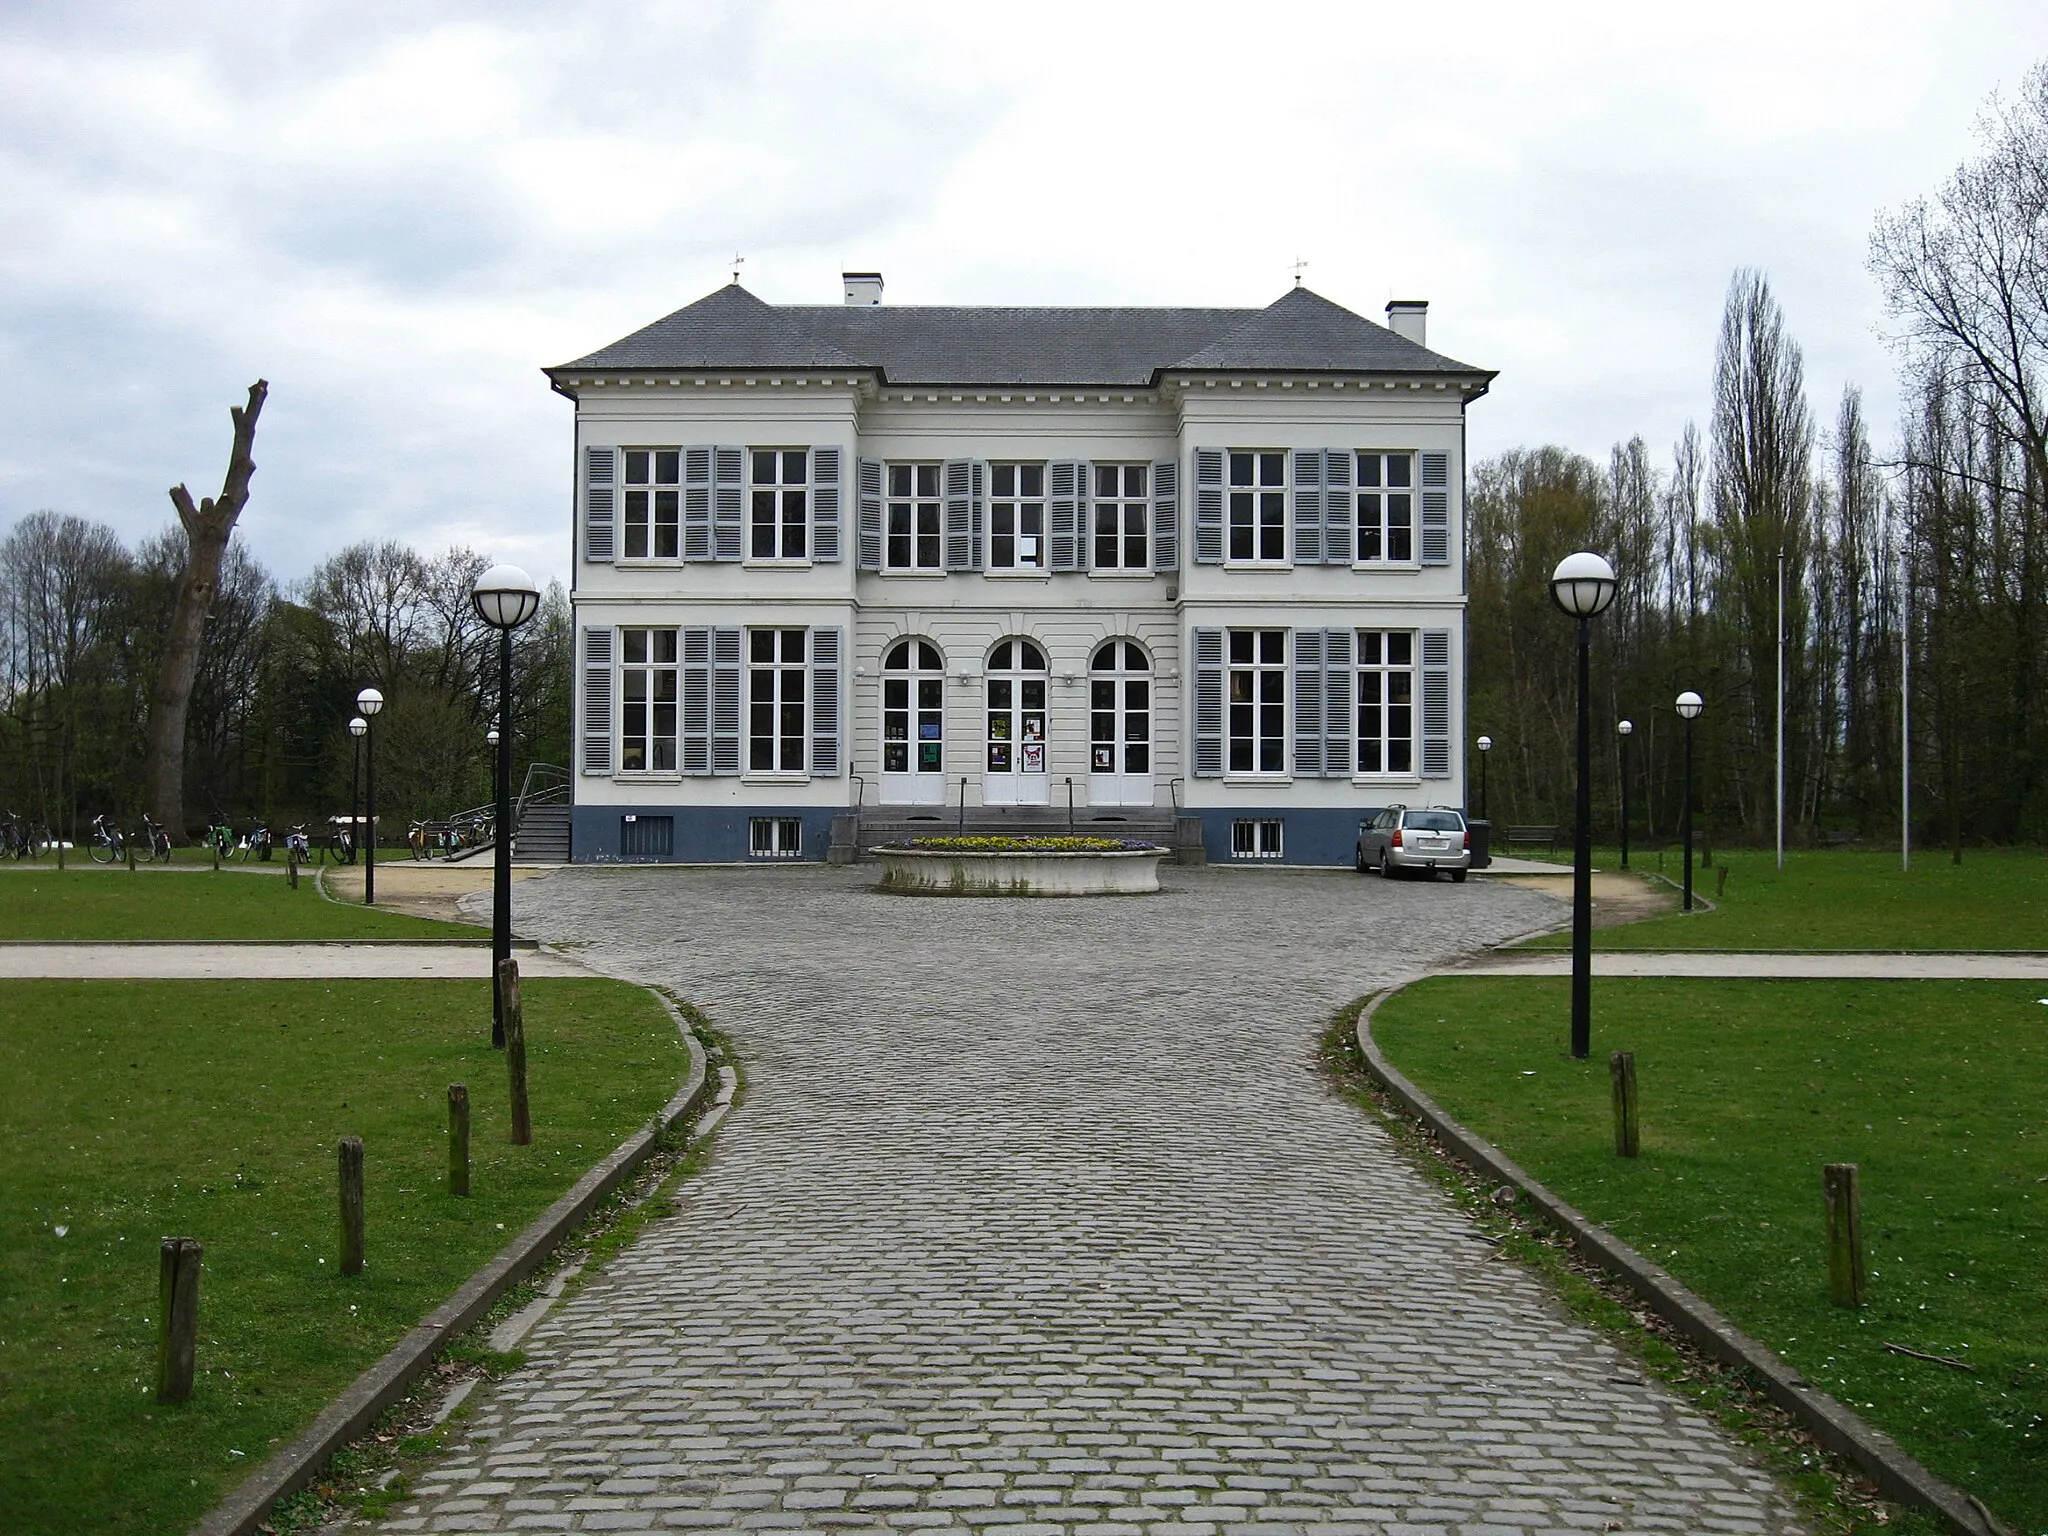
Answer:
[143,380,267,835]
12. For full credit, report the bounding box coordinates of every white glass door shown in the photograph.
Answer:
[983,639,1050,806]
[881,639,946,805]
[1088,640,1154,806]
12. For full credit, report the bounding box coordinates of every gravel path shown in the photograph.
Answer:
[365,864,1810,1536]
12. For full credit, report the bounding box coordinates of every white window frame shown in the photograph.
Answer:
[621,449,682,562]
[1226,450,1289,566]
[988,462,1047,572]
[620,627,679,773]
[749,448,810,564]
[1355,452,1417,566]
[881,638,947,781]
[1227,628,1288,776]
[1355,629,1417,778]
[748,816,803,858]
[885,462,944,572]
[1231,818,1284,859]
[1091,463,1149,571]
[746,627,809,776]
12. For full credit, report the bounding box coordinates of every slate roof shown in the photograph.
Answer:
[550,283,1489,388]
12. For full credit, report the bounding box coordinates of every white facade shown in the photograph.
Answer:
[549,282,1492,865]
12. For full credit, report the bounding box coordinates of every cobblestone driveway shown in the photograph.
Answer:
[374,866,1807,1535]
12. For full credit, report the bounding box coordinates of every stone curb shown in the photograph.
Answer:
[190,982,715,1536]
[0,938,530,948]
[1353,988,2012,1536]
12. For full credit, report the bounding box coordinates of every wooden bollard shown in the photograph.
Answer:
[211,839,220,871]
[339,1136,366,1276]
[448,1084,471,1196]
[155,1237,203,1403]
[1824,1162,1865,1306]
[499,958,532,1146]
[1610,1050,1639,1158]
[286,852,299,889]
[126,836,136,871]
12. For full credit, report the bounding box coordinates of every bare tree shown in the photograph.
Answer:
[142,380,267,833]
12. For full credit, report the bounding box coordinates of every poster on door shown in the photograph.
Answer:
[1021,742,1045,773]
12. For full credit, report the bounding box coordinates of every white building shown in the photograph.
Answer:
[546,276,1493,865]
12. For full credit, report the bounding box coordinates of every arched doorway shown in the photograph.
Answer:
[881,638,946,805]
[1088,639,1154,806]
[983,638,1050,806]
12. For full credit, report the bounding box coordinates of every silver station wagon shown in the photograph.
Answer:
[1356,806,1471,881]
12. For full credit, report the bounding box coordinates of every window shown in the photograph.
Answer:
[1092,464,1149,570]
[887,463,943,570]
[1356,453,1415,563]
[749,817,803,858]
[1090,641,1150,774]
[750,450,808,561]
[620,814,674,857]
[985,639,1048,778]
[1228,451,1287,562]
[748,629,807,773]
[989,463,1045,570]
[882,639,946,775]
[621,628,678,771]
[1356,630,1415,774]
[1231,819,1284,859]
[1227,629,1287,773]
[622,450,680,559]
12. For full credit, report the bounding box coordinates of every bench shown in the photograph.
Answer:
[1504,825,1559,849]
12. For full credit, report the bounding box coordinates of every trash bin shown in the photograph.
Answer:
[1468,818,1492,869]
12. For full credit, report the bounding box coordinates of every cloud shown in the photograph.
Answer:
[1,0,2045,587]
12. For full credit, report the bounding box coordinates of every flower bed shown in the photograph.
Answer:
[871,836,1168,896]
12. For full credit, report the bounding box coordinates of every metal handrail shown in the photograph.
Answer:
[1169,777,1185,812]
[515,762,570,824]
[957,776,969,832]
[1064,777,1075,830]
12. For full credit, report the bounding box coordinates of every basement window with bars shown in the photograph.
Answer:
[749,817,803,858]
[622,449,681,559]
[1231,819,1284,859]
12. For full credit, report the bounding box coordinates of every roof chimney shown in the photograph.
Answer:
[1385,300,1428,347]
[843,271,883,306]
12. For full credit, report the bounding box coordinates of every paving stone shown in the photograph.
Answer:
[359,866,1809,1535]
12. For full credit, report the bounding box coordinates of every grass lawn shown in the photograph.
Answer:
[1515,846,2048,950]
[0,866,470,941]
[1372,976,2047,1532]
[0,977,687,1535]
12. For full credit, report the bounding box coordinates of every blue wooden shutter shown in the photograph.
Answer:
[713,446,745,561]
[809,626,842,775]
[584,448,615,562]
[1151,458,1178,572]
[581,626,613,774]
[712,627,743,773]
[1324,627,1354,776]
[1193,449,1224,564]
[681,628,711,774]
[812,447,842,562]
[1048,459,1085,572]
[1292,450,1325,565]
[1192,627,1224,777]
[1420,451,1451,566]
[1292,628,1325,775]
[857,458,884,571]
[1421,628,1451,777]
[683,447,713,561]
[1323,451,1355,565]
[943,459,984,572]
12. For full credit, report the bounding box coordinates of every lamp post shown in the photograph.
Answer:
[1475,735,1492,823]
[1616,719,1633,870]
[355,688,384,902]
[1550,551,1618,1061]
[348,716,367,865]
[1677,690,1704,912]
[472,564,541,1049]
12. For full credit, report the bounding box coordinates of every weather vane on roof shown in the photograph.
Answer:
[731,253,745,285]
[1292,256,1309,287]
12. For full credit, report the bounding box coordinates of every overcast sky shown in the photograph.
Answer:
[3,0,2044,589]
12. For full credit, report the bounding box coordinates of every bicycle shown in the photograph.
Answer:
[206,816,234,862]
[409,821,432,861]
[1,811,46,860]
[87,814,126,864]
[285,823,311,863]
[139,815,174,863]
[238,820,273,862]
[332,824,356,865]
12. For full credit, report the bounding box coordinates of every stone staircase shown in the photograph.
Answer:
[512,798,571,862]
